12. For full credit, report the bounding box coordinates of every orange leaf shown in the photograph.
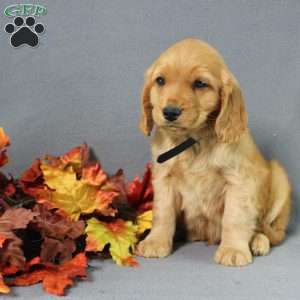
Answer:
[0,273,10,294]
[20,159,42,183]
[0,128,10,167]
[0,128,9,149]
[121,256,139,267]
[2,257,41,276]
[85,235,99,252]
[0,231,13,293]
[20,159,51,206]
[3,182,16,197]
[0,236,7,248]
[10,253,87,296]
[2,265,19,276]
[60,143,89,169]
[82,163,108,186]
[0,154,8,168]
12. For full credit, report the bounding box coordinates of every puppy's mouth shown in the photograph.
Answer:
[162,123,187,131]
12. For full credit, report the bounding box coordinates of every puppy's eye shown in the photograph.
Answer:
[156,76,165,86]
[193,80,208,89]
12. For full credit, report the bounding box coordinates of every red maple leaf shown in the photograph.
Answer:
[126,163,153,212]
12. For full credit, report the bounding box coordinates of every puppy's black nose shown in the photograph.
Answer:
[163,106,182,121]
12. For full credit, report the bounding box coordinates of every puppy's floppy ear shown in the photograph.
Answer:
[215,69,248,143]
[139,63,156,136]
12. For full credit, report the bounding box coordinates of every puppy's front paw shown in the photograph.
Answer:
[214,246,252,267]
[135,236,172,258]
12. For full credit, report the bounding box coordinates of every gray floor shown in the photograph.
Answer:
[3,228,300,300]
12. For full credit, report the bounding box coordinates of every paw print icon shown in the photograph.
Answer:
[5,16,45,47]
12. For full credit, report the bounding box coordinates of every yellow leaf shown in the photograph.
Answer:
[85,218,138,267]
[40,164,116,220]
[136,210,153,235]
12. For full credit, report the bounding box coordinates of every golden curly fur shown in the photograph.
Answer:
[135,38,291,266]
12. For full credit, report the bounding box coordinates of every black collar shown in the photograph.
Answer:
[157,137,199,163]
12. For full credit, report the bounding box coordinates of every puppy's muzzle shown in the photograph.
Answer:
[163,106,182,121]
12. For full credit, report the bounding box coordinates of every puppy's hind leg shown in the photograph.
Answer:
[263,160,291,246]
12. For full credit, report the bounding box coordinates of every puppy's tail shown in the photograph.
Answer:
[262,160,291,246]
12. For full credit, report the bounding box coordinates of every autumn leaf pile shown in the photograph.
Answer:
[0,128,153,296]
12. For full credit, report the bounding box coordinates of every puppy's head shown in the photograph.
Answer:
[139,38,247,143]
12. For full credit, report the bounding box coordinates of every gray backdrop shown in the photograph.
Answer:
[1,1,299,299]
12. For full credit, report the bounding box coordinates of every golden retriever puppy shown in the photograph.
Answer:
[135,38,291,266]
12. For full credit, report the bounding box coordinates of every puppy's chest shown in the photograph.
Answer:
[160,149,226,218]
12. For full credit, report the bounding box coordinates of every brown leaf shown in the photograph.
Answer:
[40,237,76,263]
[0,208,38,268]
[0,208,38,231]
[31,204,84,263]
[0,233,24,268]
[108,169,128,203]
[32,205,84,240]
